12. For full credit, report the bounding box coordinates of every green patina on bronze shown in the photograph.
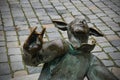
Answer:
[23,18,118,80]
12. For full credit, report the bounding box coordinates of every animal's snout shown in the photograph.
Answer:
[74,27,84,33]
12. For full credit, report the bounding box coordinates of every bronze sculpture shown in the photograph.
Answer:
[22,18,118,80]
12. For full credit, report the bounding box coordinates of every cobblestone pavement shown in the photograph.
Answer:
[0,0,120,80]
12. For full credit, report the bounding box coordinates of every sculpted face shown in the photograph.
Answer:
[23,27,46,66]
[53,18,103,48]
[70,21,88,35]
[67,19,89,48]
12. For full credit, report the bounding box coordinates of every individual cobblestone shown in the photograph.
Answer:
[27,66,42,74]
[109,52,120,60]
[117,46,120,51]
[0,47,6,54]
[0,42,5,47]
[0,31,5,41]
[103,46,117,53]
[110,40,120,47]
[7,42,19,48]
[0,53,8,62]
[100,16,113,22]
[11,62,24,71]
[6,36,18,42]
[19,35,28,43]
[113,17,120,23]
[0,63,11,75]
[8,47,21,55]
[0,74,11,80]
[92,52,109,59]
[101,30,115,35]
[10,55,22,62]
[102,60,114,67]
[114,60,120,67]
[93,37,108,43]
[106,35,120,41]
[111,67,120,79]
[4,26,15,31]
[6,31,17,36]
[11,73,39,80]
[13,70,28,78]
[18,30,30,36]
[98,42,112,47]
[47,32,62,40]
[96,12,107,17]
[87,14,98,20]
[95,25,110,31]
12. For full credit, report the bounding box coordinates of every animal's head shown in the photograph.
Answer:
[23,27,46,66]
[23,27,46,53]
[53,18,103,48]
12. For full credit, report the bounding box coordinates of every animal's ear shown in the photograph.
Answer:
[89,28,104,37]
[52,20,68,31]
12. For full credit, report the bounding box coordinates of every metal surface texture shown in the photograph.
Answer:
[23,19,118,80]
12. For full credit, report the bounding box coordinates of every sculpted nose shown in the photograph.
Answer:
[74,27,84,33]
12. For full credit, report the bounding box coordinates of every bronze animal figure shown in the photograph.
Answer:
[22,18,118,80]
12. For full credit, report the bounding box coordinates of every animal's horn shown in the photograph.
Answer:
[40,28,46,37]
[29,27,37,33]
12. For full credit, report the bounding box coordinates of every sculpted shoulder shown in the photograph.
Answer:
[42,39,69,55]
